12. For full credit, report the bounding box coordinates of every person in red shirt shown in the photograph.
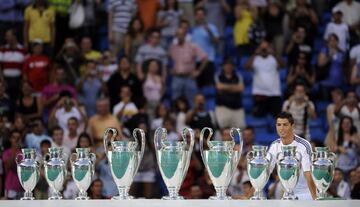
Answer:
[23,39,51,93]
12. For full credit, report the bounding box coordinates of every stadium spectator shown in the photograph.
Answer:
[113,86,138,125]
[24,118,51,153]
[23,39,51,93]
[245,40,284,117]
[2,129,22,199]
[0,29,25,100]
[107,56,143,109]
[97,51,117,82]
[282,83,316,140]
[324,9,349,52]
[76,60,104,117]
[334,116,359,175]
[337,91,360,132]
[108,0,137,57]
[51,126,70,160]
[169,27,207,107]
[192,7,219,87]
[88,179,105,199]
[328,168,351,199]
[285,26,312,67]
[317,33,346,100]
[135,28,167,82]
[124,17,145,62]
[0,81,16,122]
[156,0,182,49]
[186,94,216,130]
[16,80,43,122]
[215,58,246,129]
[24,0,55,52]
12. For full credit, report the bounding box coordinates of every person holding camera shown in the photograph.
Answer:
[282,83,316,140]
[336,90,360,132]
[245,40,285,117]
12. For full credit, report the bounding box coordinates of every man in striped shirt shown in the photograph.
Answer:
[0,29,25,100]
[268,112,317,200]
[108,0,137,57]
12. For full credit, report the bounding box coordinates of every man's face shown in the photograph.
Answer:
[118,58,130,72]
[333,170,343,183]
[52,130,64,145]
[149,32,160,46]
[81,38,92,52]
[276,118,294,139]
[195,95,206,110]
[91,181,103,196]
[96,100,109,115]
[195,10,206,23]
[67,119,78,132]
[120,87,131,100]
[294,85,306,101]
[243,129,254,145]
[176,28,186,42]
[5,30,16,44]
[55,69,65,83]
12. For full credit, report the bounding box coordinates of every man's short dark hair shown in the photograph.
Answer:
[51,126,63,136]
[40,139,51,147]
[276,112,295,125]
[244,126,254,133]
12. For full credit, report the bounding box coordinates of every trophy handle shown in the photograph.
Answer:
[89,153,96,178]
[328,152,337,164]
[103,127,118,157]
[276,152,282,164]
[133,128,146,174]
[70,153,77,164]
[311,152,317,162]
[43,153,51,165]
[199,127,213,162]
[154,127,167,150]
[15,153,24,165]
[182,127,194,176]
[230,128,243,161]
[267,152,273,165]
[246,151,254,162]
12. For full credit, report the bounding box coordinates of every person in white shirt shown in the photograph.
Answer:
[245,41,285,117]
[350,44,360,68]
[334,0,360,29]
[113,86,138,124]
[51,126,71,163]
[267,112,317,200]
[324,9,349,52]
[328,168,351,199]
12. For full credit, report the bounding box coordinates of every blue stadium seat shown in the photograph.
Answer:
[315,101,330,114]
[201,86,216,98]
[279,68,288,82]
[255,132,278,146]
[206,98,216,111]
[239,70,253,86]
[310,128,326,143]
[246,115,268,128]
[309,118,323,128]
[243,86,252,98]
[242,96,253,113]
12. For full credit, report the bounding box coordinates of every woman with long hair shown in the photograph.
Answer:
[124,17,145,62]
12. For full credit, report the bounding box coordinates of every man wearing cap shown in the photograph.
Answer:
[324,8,349,51]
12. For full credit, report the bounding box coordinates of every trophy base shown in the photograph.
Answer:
[75,196,89,200]
[161,196,184,200]
[48,196,63,200]
[209,196,232,200]
[111,195,134,200]
[20,197,35,200]
[282,196,298,200]
[250,196,267,200]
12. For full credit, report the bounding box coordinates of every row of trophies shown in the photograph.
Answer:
[16,127,336,200]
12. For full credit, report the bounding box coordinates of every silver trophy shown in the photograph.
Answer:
[276,146,302,200]
[16,148,41,200]
[44,147,67,200]
[154,127,194,200]
[103,127,145,200]
[200,127,243,200]
[246,145,272,200]
[311,147,336,200]
[70,148,96,200]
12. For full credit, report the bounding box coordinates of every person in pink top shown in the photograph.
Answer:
[2,129,23,199]
[168,27,208,108]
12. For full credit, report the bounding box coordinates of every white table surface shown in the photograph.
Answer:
[0,199,358,207]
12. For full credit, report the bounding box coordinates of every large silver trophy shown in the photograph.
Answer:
[246,145,272,200]
[103,127,145,200]
[44,147,67,200]
[70,148,96,200]
[154,127,194,200]
[276,146,302,200]
[16,148,40,200]
[311,147,336,200]
[200,127,243,200]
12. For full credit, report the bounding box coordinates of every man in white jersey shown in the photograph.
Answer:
[268,112,317,200]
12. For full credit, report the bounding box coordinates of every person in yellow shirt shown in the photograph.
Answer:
[233,2,252,56]
[79,37,102,75]
[24,0,55,51]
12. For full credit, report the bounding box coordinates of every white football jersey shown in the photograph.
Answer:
[268,134,313,200]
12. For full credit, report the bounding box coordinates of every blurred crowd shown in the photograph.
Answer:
[1,0,360,200]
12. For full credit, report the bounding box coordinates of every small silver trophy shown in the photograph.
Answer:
[200,127,243,200]
[104,128,145,200]
[277,146,302,200]
[44,147,67,200]
[311,147,336,200]
[154,127,194,200]
[70,148,96,200]
[246,145,272,200]
[16,148,40,200]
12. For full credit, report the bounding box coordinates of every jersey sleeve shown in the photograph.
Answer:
[300,142,312,172]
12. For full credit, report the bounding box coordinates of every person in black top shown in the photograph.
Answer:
[186,94,215,130]
[215,58,246,129]
[106,56,143,109]
[16,80,42,122]
[285,26,312,67]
